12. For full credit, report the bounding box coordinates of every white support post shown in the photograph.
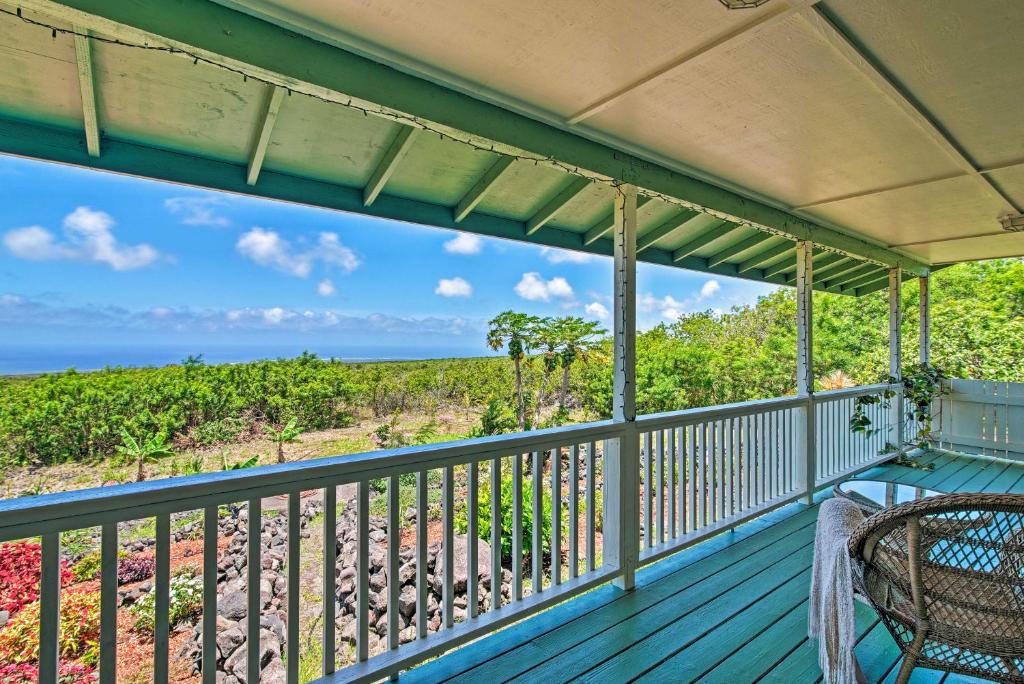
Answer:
[919,275,930,365]
[794,241,815,505]
[604,183,639,591]
[889,269,904,451]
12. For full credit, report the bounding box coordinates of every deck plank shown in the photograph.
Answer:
[404,452,1020,684]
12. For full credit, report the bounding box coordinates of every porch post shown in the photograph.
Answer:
[794,241,815,505]
[889,269,904,451]
[918,275,930,365]
[604,183,639,591]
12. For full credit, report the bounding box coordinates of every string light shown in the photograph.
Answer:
[1,6,869,266]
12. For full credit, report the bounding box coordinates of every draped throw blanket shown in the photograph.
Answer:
[809,497,866,684]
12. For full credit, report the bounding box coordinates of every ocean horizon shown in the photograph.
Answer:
[0,343,492,376]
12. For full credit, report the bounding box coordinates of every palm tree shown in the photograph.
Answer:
[555,317,608,410]
[265,418,304,463]
[487,311,540,430]
[116,430,174,482]
[531,317,560,426]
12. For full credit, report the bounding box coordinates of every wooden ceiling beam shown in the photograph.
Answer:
[72,26,100,157]
[454,156,515,222]
[636,209,699,252]
[246,84,286,186]
[363,124,418,206]
[526,176,590,235]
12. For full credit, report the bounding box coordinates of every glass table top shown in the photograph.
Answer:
[834,479,943,508]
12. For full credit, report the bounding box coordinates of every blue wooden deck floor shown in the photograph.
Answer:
[403,451,1024,683]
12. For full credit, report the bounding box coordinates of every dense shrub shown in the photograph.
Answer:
[70,551,102,583]
[0,591,101,665]
[129,567,202,633]
[117,555,155,585]
[455,463,556,562]
[0,541,72,615]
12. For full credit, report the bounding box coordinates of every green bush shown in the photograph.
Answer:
[190,416,251,446]
[455,463,557,562]
[130,567,202,633]
[71,551,102,583]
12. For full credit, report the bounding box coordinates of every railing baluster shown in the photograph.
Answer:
[698,422,707,528]
[585,442,596,573]
[203,506,218,684]
[513,453,524,599]
[655,429,664,543]
[442,465,454,629]
[725,417,734,517]
[686,425,695,534]
[551,446,561,586]
[643,431,652,547]
[467,463,479,619]
[743,415,752,510]
[569,444,579,579]
[415,471,428,639]
[322,489,335,674]
[287,493,300,684]
[532,450,542,595]
[39,532,60,684]
[667,428,676,539]
[248,498,263,682]
[490,457,502,610]
[711,419,720,523]
[155,513,170,684]
[100,523,117,684]
[388,475,401,645]
[357,480,370,661]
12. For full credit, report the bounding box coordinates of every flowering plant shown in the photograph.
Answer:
[0,541,72,615]
[0,591,100,665]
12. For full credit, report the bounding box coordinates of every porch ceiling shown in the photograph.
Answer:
[0,1,1020,294]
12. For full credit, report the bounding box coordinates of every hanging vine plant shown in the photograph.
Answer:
[849,363,948,469]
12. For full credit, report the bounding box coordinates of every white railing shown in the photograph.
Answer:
[0,422,620,684]
[935,378,1024,460]
[813,383,895,486]
[0,384,900,683]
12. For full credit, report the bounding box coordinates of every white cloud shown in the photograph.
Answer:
[514,272,576,303]
[261,307,292,325]
[236,228,360,278]
[640,293,689,322]
[435,277,473,297]
[2,207,161,271]
[700,279,721,299]
[317,279,336,297]
[585,301,610,320]
[164,196,230,227]
[444,233,482,255]
[540,246,591,264]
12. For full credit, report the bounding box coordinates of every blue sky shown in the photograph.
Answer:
[0,155,776,371]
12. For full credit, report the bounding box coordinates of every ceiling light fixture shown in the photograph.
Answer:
[718,0,773,8]
[998,212,1024,232]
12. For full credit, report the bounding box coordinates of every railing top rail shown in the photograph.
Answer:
[0,419,619,539]
[635,394,806,431]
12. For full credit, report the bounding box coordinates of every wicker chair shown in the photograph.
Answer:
[848,493,1024,683]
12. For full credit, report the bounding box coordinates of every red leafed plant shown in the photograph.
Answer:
[0,662,95,683]
[0,541,72,616]
[0,591,101,666]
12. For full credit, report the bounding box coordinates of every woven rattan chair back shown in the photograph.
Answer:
[848,492,1024,684]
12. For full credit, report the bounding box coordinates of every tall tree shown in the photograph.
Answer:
[555,317,608,409]
[487,311,540,430]
[532,317,560,426]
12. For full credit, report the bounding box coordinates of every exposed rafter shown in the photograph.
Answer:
[736,239,792,273]
[811,257,861,283]
[840,269,889,293]
[526,177,590,235]
[10,0,927,275]
[671,220,732,262]
[762,254,797,278]
[71,25,100,157]
[825,264,880,292]
[801,5,1022,214]
[363,124,418,206]
[246,84,285,186]
[706,231,771,268]
[636,209,699,253]
[583,196,651,245]
[783,251,847,281]
[454,156,515,223]
[566,0,817,124]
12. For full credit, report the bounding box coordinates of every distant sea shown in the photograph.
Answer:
[0,343,490,376]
